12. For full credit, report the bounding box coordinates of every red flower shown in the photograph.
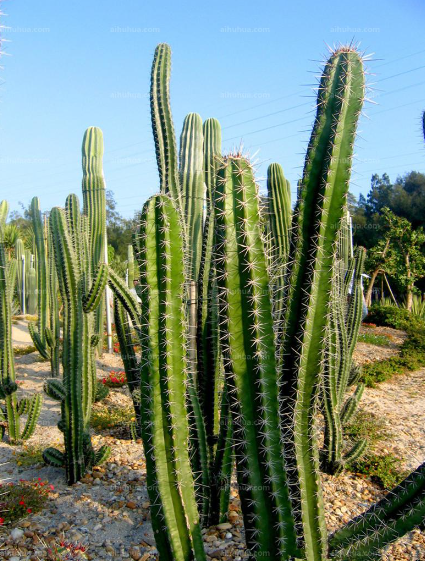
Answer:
[0,517,4,525]
[27,508,32,513]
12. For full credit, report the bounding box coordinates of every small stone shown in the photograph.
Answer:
[225,532,232,539]
[216,522,232,531]
[126,501,137,510]
[9,557,21,561]
[11,528,24,540]
[129,547,142,560]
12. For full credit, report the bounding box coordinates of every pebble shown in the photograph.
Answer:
[10,528,24,541]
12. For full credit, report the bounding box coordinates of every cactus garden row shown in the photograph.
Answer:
[1,43,424,561]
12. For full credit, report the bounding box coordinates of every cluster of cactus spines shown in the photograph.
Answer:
[150,43,180,202]
[0,200,42,443]
[28,198,60,376]
[136,194,205,561]
[43,196,110,484]
[82,127,107,354]
[321,240,367,475]
[214,156,298,559]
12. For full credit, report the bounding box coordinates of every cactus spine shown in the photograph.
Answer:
[82,127,107,354]
[0,201,42,443]
[43,196,110,484]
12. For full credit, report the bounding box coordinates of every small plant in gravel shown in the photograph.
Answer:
[14,443,45,467]
[101,370,127,388]
[13,345,36,357]
[345,410,392,447]
[46,540,88,560]
[357,332,392,347]
[90,403,135,432]
[348,453,408,490]
[0,479,53,525]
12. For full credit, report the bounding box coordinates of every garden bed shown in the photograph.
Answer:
[0,327,424,560]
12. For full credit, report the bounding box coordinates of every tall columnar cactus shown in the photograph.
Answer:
[0,201,42,444]
[276,47,365,560]
[28,198,60,376]
[321,244,367,475]
[110,195,206,561]
[267,162,292,320]
[150,43,180,202]
[82,127,107,354]
[26,263,37,315]
[15,238,25,313]
[148,50,233,528]
[28,197,48,350]
[43,195,110,484]
[214,156,299,559]
[127,244,135,287]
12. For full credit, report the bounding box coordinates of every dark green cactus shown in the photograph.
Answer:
[15,238,25,313]
[0,200,42,444]
[214,156,299,559]
[28,198,61,376]
[43,196,110,484]
[82,127,107,354]
[321,241,367,475]
[150,43,180,202]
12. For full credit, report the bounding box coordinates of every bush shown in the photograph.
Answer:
[348,453,407,490]
[0,479,53,525]
[360,305,425,386]
[102,370,127,388]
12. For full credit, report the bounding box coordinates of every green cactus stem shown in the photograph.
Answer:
[43,197,110,484]
[82,127,107,355]
[214,156,298,559]
[278,47,365,560]
[150,43,180,202]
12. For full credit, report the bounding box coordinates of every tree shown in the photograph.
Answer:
[371,208,425,310]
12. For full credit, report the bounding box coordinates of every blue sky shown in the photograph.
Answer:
[1,0,425,218]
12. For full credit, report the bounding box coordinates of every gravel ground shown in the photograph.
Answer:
[0,324,424,560]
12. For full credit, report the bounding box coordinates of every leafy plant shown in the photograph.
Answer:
[0,479,53,525]
[348,453,408,490]
[357,332,392,347]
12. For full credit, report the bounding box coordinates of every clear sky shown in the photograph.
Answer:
[1,0,425,218]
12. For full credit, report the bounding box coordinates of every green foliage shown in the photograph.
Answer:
[0,479,52,524]
[345,409,391,449]
[14,443,45,467]
[357,332,392,347]
[361,305,425,386]
[90,403,135,432]
[348,453,407,490]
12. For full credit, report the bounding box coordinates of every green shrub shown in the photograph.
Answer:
[360,305,425,386]
[357,333,392,347]
[348,453,407,490]
[345,410,391,446]
[0,479,53,525]
[14,444,45,467]
[90,403,134,431]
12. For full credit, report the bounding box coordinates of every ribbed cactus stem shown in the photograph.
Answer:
[215,156,298,559]
[127,244,135,287]
[82,127,107,354]
[150,43,180,202]
[179,112,204,280]
[0,201,42,443]
[279,47,365,560]
[45,196,109,484]
[137,194,206,561]
[15,238,25,313]
[203,118,222,208]
[30,197,48,348]
[267,162,291,265]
